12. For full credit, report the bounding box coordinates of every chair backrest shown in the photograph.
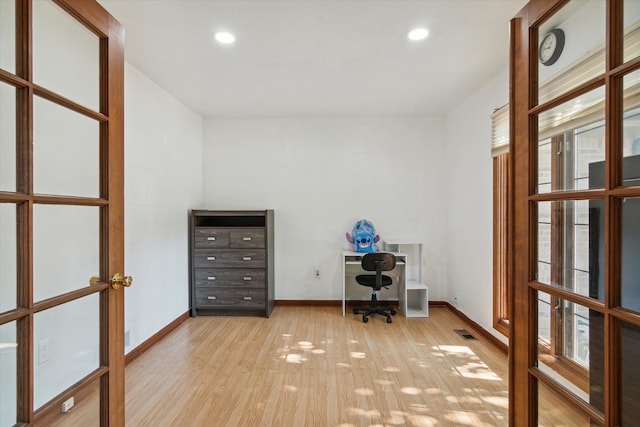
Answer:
[361,252,396,272]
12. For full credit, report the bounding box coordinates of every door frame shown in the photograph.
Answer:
[0,0,125,425]
[509,0,640,425]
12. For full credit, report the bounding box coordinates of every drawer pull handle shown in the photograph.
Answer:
[243,256,252,261]
[243,276,252,281]
[243,296,252,301]
[207,237,216,241]
[207,256,216,261]
[243,237,252,241]
[208,276,216,280]
[207,296,217,300]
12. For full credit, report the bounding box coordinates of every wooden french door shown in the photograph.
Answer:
[510,0,640,425]
[0,0,125,425]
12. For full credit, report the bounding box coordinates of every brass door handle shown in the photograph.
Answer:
[110,273,133,289]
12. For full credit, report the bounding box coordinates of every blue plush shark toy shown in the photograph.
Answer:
[346,219,380,253]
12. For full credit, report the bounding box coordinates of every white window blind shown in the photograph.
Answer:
[491,104,509,157]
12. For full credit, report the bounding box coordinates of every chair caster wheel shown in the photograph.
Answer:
[390,309,396,316]
[353,308,359,314]
[362,315,368,323]
[387,317,392,324]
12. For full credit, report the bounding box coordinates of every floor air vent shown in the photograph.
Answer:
[454,329,477,340]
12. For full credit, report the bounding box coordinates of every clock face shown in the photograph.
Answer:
[540,34,557,62]
[539,29,565,66]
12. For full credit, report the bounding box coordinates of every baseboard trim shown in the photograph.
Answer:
[275,299,401,307]
[429,300,448,307]
[275,299,342,306]
[125,310,190,365]
[444,302,508,355]
[274,300,448,307]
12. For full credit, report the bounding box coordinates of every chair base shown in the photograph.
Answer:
[353,293,396,323]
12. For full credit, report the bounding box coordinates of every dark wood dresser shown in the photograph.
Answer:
[189,210,274,317]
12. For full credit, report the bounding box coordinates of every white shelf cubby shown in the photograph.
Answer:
[383,241,429,317]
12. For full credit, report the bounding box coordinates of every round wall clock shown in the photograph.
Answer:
[539,28,565,66]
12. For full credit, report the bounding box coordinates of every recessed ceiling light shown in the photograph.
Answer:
[214,31,235,44]
[407,28,429,41]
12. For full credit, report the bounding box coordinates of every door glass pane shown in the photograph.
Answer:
[33,293,100,410]
[33,205,99,302]
[576,121,606,191]
[32,0,99,110]
[536,291,604,410]
[49,379,100,427]
[538,139,552,194]
[538,381,591,426]
[0,321,18,427]
[535,200,603,300]
[621,321,640,426]
[0,203,17,312]
[538,0,605,106]
[33,96,99,198]
[621,197,640,313]
[537,201,552,285]
[622,74,640,187]
[538,295,591,369]
[624,0,640,63]
[0,81,16,192]
[538,293,552,345]
[537,87,605,194]
[560,299,590,366]
[0,0,15,73]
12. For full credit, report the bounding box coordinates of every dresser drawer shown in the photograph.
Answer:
[230,229,265,249]
[194,249,266,268]
[194,228,229,248]
[195,288,265,308]
[194,268,266,288]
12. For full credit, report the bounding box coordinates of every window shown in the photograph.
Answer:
[492,105,509,336]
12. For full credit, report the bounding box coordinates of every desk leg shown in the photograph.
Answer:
[342,255,346,316]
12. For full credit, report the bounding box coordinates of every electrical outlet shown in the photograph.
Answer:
[61,396,74,413]
[38,338,50,364]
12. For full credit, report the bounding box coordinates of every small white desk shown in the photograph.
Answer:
[341,251,406,316]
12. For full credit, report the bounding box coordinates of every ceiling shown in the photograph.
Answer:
[97,0,526,118]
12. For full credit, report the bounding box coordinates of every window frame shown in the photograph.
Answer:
[493,152,510,336]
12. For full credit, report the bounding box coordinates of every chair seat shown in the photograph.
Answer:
[356,274,392,288]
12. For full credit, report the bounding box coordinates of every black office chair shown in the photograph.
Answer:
[353,253,397,323]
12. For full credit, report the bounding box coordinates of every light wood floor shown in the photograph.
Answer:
[126,306,511,426]
[53,306,587,426]
[126,307,584,427]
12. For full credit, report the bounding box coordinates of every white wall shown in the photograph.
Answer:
[445,69,509,343]
[203,117,448,301]
[123,63,203,352]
